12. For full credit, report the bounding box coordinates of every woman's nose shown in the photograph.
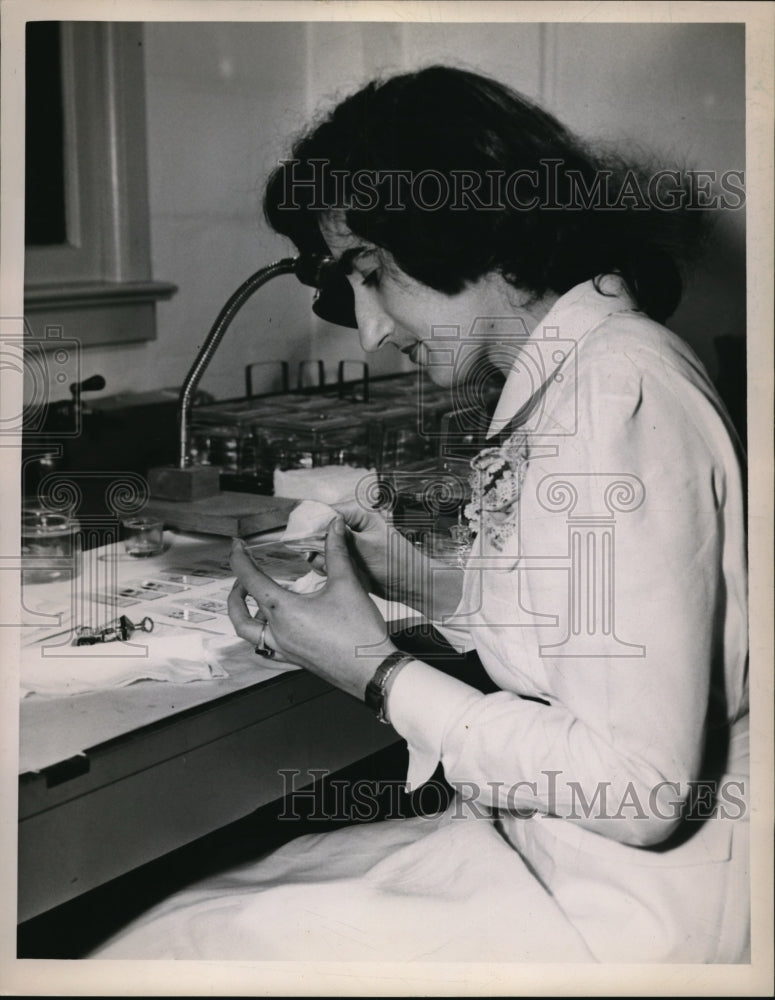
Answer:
[353,289,394,353]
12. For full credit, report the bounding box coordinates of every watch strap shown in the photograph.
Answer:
[364,651,414,724]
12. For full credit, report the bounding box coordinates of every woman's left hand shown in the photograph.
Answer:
[228,515,397,700]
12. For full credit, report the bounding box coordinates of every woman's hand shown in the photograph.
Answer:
[331,501,403,596]
[314,500,465,621]
[228,515,397,700]
[304,501,388,592]
[308,500,429,601]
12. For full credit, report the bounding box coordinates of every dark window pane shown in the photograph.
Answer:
[25,22,66,246]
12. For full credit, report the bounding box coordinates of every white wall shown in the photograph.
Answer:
[545,22,746,379]
[75,20,745,401]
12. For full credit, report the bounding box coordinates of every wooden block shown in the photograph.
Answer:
[148,465,220,501]
[143,491,297,537]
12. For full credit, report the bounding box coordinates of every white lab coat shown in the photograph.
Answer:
[93,278,749,962]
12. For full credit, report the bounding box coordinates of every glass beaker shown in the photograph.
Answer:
[123,516,165,558]
[21,498,80,584]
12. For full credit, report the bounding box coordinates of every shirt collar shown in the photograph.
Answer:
[486,275,637,439]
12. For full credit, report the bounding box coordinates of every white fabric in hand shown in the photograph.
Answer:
[280,500,337,553]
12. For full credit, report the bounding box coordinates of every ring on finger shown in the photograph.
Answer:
[254,620,276,659]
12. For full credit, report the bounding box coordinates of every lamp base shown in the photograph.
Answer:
[147,464,221,502]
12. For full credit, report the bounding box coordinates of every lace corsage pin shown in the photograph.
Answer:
[463,432,529,550]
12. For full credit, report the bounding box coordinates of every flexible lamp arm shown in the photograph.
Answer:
[176,257,297,469]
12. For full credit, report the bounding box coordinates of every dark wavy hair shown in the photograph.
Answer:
[264,65,703,323]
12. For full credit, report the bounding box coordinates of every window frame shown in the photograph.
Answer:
[24,21,176,349]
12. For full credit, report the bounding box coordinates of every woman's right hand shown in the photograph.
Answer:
[309,500,464,620]
[308,501,406,598]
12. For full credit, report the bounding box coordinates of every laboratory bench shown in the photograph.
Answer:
[17,369,500,953]
[17,531,393,925]
[18,663,401,924]
[17,528,492,955]
[17,740,426,958]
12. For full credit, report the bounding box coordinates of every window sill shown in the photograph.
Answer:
[25,279,178,311]
[24,280,178,348]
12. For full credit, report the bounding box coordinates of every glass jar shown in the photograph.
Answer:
[257,415,375,482]
[21,498,80,584]
[369,403,436,470]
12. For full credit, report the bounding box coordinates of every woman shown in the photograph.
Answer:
[94,66,748,962]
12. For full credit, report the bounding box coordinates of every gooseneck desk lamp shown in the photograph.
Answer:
[146,255,356,529]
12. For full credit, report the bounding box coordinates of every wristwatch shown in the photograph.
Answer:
[364,651,414,724]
